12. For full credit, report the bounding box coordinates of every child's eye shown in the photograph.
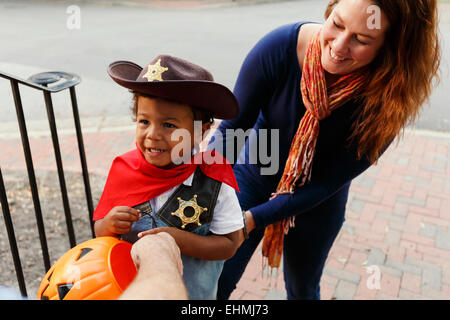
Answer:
[163,123,176,128]
[139,119,149,125]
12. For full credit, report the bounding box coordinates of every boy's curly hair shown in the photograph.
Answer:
[131,92,215,125]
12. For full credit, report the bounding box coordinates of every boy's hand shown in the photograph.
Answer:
[137,226,242,261]
[138,227,186,251]
[98,206,141,236]
[138,227,179,239]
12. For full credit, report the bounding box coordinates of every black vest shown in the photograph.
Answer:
[155,167,221,232]
[126,167,222,237]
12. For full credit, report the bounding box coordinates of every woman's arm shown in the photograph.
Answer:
[138,227,244,261]
[248,139,392,229]
[208,24,295,164]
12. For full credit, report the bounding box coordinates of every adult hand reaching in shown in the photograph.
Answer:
[119,232,188,300]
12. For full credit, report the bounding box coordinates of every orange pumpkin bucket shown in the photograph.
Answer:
[37,236,137,300]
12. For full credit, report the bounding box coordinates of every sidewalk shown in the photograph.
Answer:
[0,117,450,300]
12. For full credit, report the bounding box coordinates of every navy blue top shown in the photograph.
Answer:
[208,22,379,228]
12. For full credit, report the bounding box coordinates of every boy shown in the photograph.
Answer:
[93,55,245,300]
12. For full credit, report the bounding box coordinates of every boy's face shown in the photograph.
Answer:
[135,96,209,169]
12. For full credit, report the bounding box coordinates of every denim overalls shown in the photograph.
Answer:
[121,168,223,300]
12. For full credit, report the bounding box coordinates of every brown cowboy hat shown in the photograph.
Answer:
[107,54,239,119]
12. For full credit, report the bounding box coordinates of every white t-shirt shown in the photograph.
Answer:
[149,172,243,235]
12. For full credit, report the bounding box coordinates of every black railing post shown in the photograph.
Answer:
[1,70,93,293]
[10,79,51,272]
[42,90,76,248]
[69,86,95,238]
[0,166,27,297]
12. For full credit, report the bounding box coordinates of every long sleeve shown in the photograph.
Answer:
[208,23,297,165]
[250,142,373,227]
[209,22,384,229]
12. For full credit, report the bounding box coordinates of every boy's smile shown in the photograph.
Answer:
[136,95,196,169]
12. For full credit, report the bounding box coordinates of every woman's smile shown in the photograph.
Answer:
[329,46,348,63]
[319,0,389,76]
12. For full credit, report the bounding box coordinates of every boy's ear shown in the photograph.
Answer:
[201,122,211,135]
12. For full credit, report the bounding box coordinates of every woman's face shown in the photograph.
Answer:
[321,0,390,75]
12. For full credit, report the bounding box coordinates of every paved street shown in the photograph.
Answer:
[0,0,450,130]
[0,0,327,122]
[0,0,450,300]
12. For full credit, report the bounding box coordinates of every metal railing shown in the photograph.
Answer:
[0,70,95,297]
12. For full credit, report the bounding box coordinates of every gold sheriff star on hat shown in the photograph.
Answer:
[142,59,168,82]
[107,54,239,119]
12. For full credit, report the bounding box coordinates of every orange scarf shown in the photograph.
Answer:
[261,29,367,269]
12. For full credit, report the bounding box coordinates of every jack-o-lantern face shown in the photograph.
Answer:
[37,237,137,300]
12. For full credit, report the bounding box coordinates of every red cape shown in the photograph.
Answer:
[93,148,239,221]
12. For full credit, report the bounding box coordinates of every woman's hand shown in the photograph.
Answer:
[94,206,141,237]
[244,210,256,234]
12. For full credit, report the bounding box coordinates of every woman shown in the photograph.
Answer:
[208,0,441,300]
